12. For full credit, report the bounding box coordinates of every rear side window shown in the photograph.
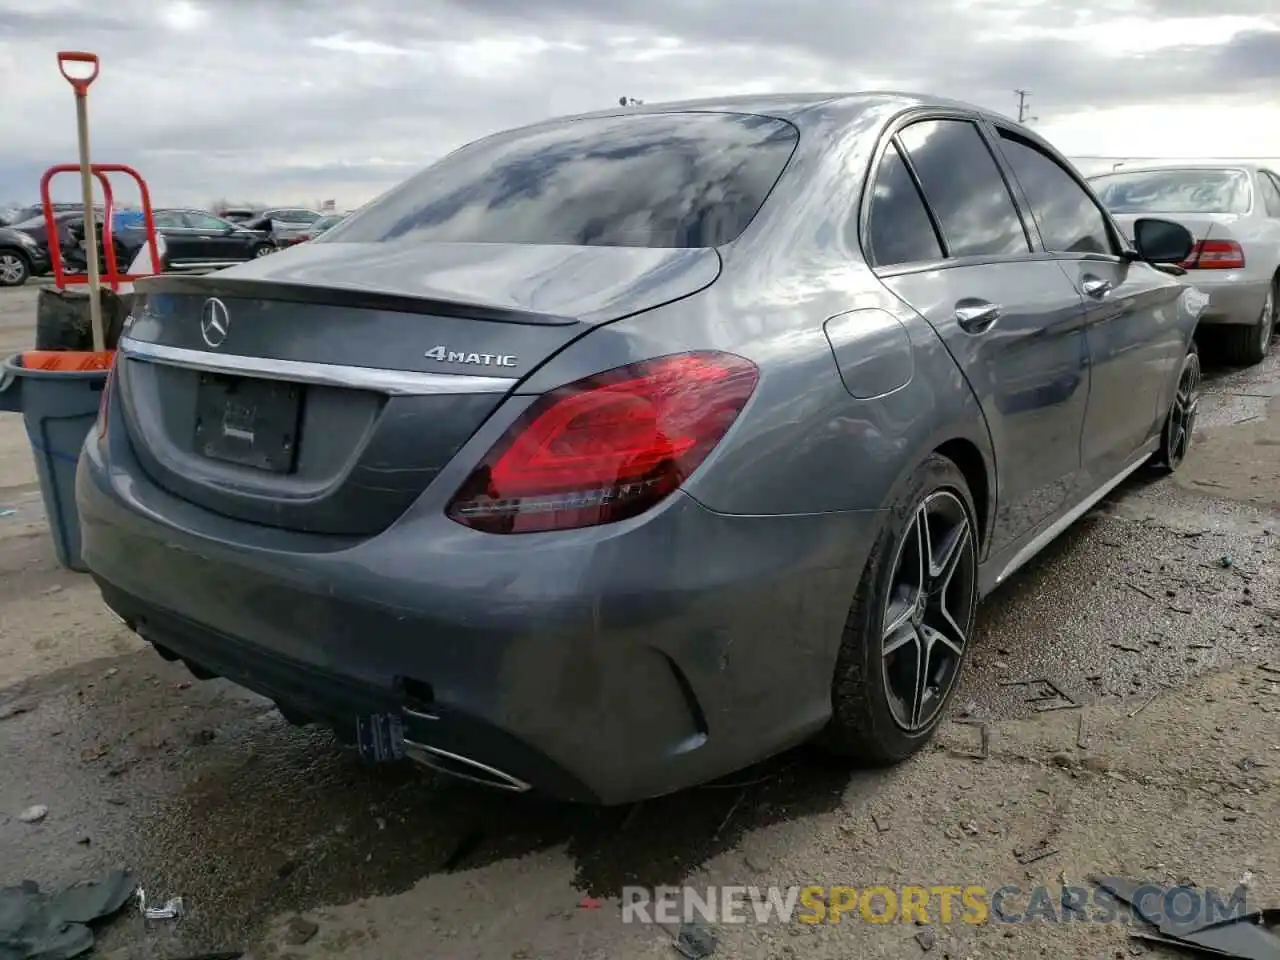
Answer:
[897,119,1030,259]
[865,142,943,267]
[1259,172,1280,217]
[999,134,1113,255]
[325,112,799,249]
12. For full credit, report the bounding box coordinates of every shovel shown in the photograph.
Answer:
[56,50,106,353]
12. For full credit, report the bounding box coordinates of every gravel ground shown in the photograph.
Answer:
[0,284,1276,959]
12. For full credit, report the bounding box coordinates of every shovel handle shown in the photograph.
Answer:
[57,51,99,95]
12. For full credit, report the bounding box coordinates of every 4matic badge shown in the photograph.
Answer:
[424,345,517,368]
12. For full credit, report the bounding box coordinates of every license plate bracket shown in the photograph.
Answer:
[193,373,302,473]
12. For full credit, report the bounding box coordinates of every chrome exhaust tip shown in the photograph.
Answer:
[403,739,531,793]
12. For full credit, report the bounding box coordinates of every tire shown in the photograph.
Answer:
[1150,343,1200,474]
[0,249,31,287]
[1217,277,1277,366]
[825,453,980,764]
[252,244,274,258]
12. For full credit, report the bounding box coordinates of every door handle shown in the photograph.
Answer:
[1082,275,1112,298]
[954,300,1001,333]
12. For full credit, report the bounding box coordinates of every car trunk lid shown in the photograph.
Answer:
[117,242,721,537]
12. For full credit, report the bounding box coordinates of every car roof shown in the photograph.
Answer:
[506,91,1015,137]
[1089,163,1273,177]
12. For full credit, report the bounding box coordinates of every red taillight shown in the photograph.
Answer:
[446,351,759,534]
[1180,239,1245,270]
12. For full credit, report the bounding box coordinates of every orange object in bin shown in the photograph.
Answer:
[20,350,115,372]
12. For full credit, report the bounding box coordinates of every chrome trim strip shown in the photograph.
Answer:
[118,336,517,396]
[403,739,532,793]
[993,445,1156,588]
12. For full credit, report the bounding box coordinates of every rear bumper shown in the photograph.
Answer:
[1186,275,1270,326]
[77,423,879,804]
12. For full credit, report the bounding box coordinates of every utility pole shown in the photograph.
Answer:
[1014,89,1037,124]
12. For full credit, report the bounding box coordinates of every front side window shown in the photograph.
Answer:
[184,212,230,230]
[323,112,799,249]
[865,142,943,268]
[999,133,1113,255]
[896,119,1030,259]
[1089,168,1252,216]
[153,211,185,229]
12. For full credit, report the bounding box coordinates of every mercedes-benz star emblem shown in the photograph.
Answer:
[200,298,230,348]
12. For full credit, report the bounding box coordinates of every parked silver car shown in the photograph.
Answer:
[1088,165,1280,365]
[78,93,1204,804]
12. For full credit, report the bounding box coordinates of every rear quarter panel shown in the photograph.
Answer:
[513,98,995,522]
[519,280,991,520]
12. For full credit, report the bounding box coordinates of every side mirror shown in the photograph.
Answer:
[1132,217,1194,264]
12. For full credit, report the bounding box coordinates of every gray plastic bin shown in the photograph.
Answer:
[0,353,110,572]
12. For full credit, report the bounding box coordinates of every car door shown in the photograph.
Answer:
[182,211,242,261]
[153,210,199,264]
[989,126,1189,487]
[867,115,1091,555]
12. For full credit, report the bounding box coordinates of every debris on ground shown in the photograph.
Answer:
[0,701,31,721]
[914,925,937,951]
[282,915,319,946]
[136,886,184,921]
[1015,843,1058,866]
[17,805,48,824]
[0,869,135,960]
[1092,876,1280,959]
[674,920,718,958]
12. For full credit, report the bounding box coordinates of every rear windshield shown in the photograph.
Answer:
[1090,169,1252,215]
[323,112,799,249]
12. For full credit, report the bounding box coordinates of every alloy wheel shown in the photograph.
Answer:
[880,490,977,732]
[1165,353,1200,469]
[0,253,25,285]
[254,246,273,258]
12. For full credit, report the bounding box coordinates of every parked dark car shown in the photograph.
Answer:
[11,209,102,264]
[2,202,97,228]
[80,93,1204,804]
[137,209,275,269]
[67,209,276,272]
[0,225,51,285]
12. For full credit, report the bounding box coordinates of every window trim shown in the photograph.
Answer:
[856,107,1039,276]
[988,122,1127,263]
[864,139,947,269]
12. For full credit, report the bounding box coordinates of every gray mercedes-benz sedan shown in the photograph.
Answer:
[78,92,1205,804]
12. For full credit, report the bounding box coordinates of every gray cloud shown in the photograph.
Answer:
[0,0,1277,207]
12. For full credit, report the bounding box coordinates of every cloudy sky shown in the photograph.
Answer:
[1,0,1279,210]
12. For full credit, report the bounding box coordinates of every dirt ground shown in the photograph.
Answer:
[1,283,1277,960]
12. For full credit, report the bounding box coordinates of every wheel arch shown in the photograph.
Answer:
[933,437,992,555]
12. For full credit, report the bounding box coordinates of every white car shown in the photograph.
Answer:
[1089,164,1280,365]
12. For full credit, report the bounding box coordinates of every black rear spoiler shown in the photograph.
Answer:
[133,274,579,327]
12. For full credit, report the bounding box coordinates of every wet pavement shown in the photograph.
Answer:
[1,282,1277,958]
